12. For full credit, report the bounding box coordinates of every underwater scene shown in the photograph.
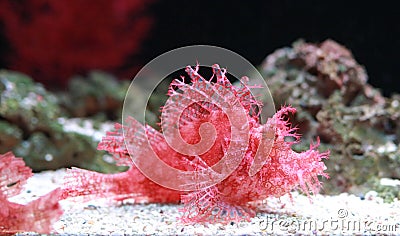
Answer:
[0,1,399,235]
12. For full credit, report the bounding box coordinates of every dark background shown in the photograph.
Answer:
[1,1,399,96]
[141,1,399,96]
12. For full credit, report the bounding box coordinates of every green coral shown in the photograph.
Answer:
[0,70,122,173]
[0,120,22,153]
[368,178,400,203]
[0,70,61,133]
[261,40,400,199]
[59,70,130,121]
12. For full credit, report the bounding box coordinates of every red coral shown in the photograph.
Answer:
[63,64,328,223]
[0,0,154,86]
[0,152,63,234]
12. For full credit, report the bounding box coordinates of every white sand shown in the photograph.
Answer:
[8,169,400,235]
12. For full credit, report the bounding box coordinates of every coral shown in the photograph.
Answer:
[261,39,371,141]
[63,64,328,223]
[0,152,62,234]
[316,91,400,194]
[0,70,122,173]
[0,0,154,86]
[58,71,130,121]
[261,39,400,197]
[0,70,61,133]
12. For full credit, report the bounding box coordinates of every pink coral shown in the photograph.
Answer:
[63,64,329,223]
[0,152,63,234]
[0,0,154,86]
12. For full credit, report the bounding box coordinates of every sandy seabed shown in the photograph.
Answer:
[10,169,400,235]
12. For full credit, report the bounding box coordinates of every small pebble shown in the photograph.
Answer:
[365,190,378,200]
